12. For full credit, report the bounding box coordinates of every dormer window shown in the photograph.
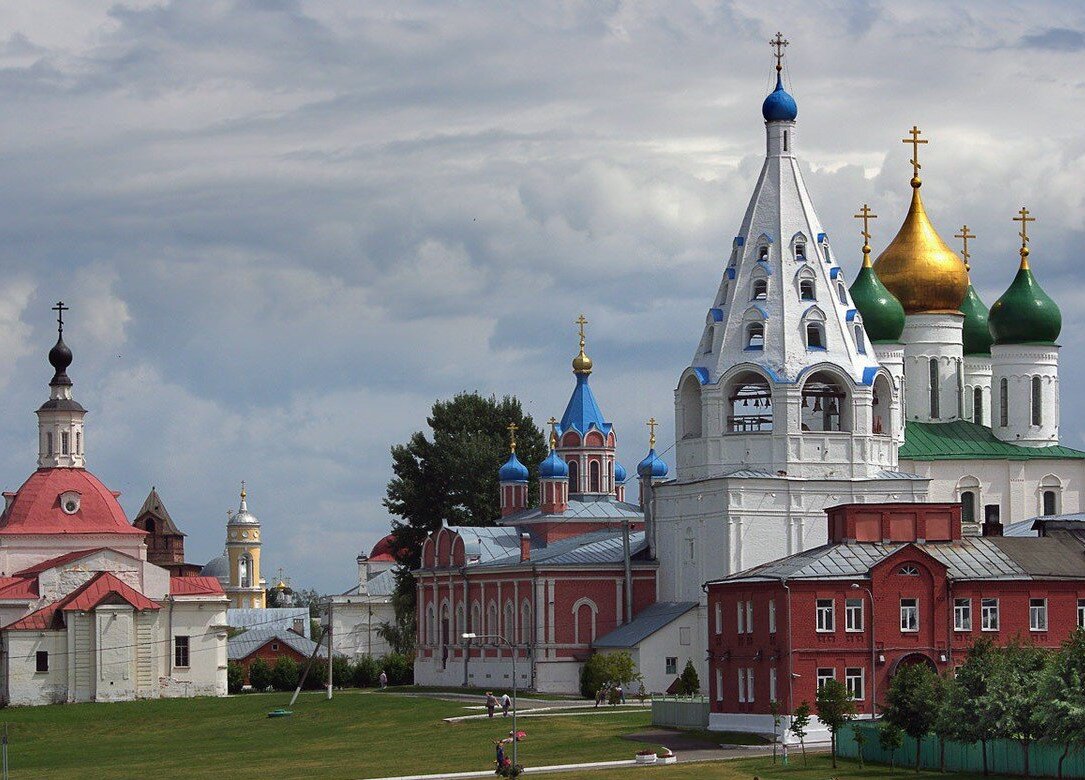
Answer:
[854,325,866,354]
[899,565,920,576]
[837,283,848,306]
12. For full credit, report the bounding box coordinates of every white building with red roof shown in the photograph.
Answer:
[0,305,229,706]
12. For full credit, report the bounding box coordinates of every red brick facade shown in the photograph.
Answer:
[235,638,308,684]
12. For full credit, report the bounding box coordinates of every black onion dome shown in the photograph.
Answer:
[48,336,72,386]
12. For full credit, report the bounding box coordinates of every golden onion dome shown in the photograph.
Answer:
[572,313,593,375]
[872,182,969,314]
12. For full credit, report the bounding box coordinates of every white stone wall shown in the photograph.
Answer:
[159,598,229,699]
[4,630,68,706]
[621,610,702,695]
[964,355,993,426]
[902,314,965,423]
[991,344,1059,447]
[0,534,147,582]
[872,343,905,443]
[330,597,394,658]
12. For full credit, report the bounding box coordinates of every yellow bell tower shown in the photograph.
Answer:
[225,482,265,608]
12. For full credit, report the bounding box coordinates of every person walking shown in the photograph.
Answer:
[501,692,511,717]
[486,691,497,718]
[379,670,388,689]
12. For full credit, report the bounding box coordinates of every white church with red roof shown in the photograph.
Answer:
[0,304,229,706]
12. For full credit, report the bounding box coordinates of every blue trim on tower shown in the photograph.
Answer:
[559,373,613,437]
[709,308,724,322]
[862,366,880,386]
[829,267,841,279]
[692,367,710,384]
[846,309,858,322]
[727,268,736,280]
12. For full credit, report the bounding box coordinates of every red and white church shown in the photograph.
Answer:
[0,306,228,705]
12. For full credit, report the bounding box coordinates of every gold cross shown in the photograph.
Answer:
[646,417,657,449]
[954,225,976,271]
[901,125,927,182]
[547,416,558,450]
[853,204,877,243]
[507,422,518,452]
[1013,206,1035,245]
[575,314,588,347]
[240,480,246,500]
[770,32,789,72]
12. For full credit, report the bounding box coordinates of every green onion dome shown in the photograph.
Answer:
[960,284,993,355]
[849,254,905,343]
[988,253,1061,345]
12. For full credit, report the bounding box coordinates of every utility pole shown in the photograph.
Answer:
[621,519,632,625]
[326,601,334,700]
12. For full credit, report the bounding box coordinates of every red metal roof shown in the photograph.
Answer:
[0,469,145,535]
[4,571,160,631]
[369,533,403,562]
[0,577,37,600]
[170,576,225,596]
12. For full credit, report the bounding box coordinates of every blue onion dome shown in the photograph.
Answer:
[960,284,993,355]
[988,251,1062,345]
[762,73,797,122]
[498,451,529,482]
[637,449,669,480]
[614,461,628,484]
[538,449,568,479]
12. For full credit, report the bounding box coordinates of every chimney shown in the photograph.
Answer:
[356,554,369,595]
[519,533,531,562]
[982,504,1003,537]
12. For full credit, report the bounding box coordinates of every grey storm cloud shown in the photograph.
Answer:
[0,0,1083,591]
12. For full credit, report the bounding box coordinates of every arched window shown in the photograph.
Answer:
[800,280,815,301]
[145,518,156,535]
[752,278,768,300]
[746,322,764,350]
[758,245,769,261]
[567,459,579,493]
[1031,376,1043,426]
[806,323,825,350]
[961,490,976,524]
[801,371,849,432]
[520,601,532,647]
[1039,475,1062,516]
[783,129,789,152]
[929,358,940,419]
[872,374,892,436]
[239,554,252,588]
[1044,490,1057,516]
[727,370,773,432]
[837,283,848,305]
[794,242,805,260]
[1000,378,1009,427]
[487,601,498,636]
[456,604,466,638]
[572,598,597,645]
[504,601,515,643]
[680,374,703,439]
[471,602,481,634]
[973,386,984,425]
[854,325,866,354]
[588,460,601,493]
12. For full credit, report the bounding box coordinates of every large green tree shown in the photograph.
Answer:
[942,639,1001,776]
[991,642,1049,778]
[384,393,547,631]
[1038,630,1085,779]
[815,678,857,768]
[882,662,941,772]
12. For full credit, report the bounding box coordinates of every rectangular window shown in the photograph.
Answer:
[745,601,753,634]
[769,667,777,702]
[715,603,722,635]
[953,598,972,632]
[845,667,864,700]
[35,650,48,673]
[1000,379,1009,427]
[816,668,835,692]
[75,431,81,454]
[746,668,755,703]
[665,657,677,675]
[1032,376,1043,426]
[736,602,745,635]
[981,598,1000,632]
[61,431,69,455]
[1029,598,1048,632]
[174,635,190,668]
[816,599,835,632]
[1079,599,1085,630]
[845,598,864,632]
[715,669,723,702]
[46,432,53,456]
[680,626,691,645]
[930,358,940,419]
[737,669,747,703]
[900,598,919,632]
[768,598,777,634]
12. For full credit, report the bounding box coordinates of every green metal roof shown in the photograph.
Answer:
[900,420,1085,461]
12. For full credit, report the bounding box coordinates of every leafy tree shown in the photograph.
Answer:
[377,616,416,656]
[942,639,1000,776]
[1038,630,1085,779]
[676,659,700,695]
[227,661,244,694]
[853,725,867,770]
[991,642,1049,778]
[304,658,328,690]
[882,662,940,772]
[878,721,905,770]
[815,678,857,768]
[579,652,641,699]
[931,674,954,773]
[380,652,414,685]
[384,394,547,631]
[789,701,811,765]
[248,657,273,692]
[353,655,381,688]
[271,656,301,691]
[332,655,352,689]
[769,699,782,764]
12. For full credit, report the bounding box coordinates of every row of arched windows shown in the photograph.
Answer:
[958,475,1062,523]
[423,598,534,647]
[996,376,1047,428]
[742,319,866,354]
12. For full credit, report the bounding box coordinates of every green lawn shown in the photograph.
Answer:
[571,754,994,779]
[0,690,657,779]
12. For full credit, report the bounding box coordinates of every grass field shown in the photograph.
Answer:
[572,755,993,779]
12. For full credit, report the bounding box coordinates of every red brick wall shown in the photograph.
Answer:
[238,639,308,684]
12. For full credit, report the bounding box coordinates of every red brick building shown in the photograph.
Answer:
[228,627,326,685]
[706,503,1085,740]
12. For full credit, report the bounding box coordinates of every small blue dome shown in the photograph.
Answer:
[614,461,628,484]
[637,449,669,480]
[762,73,797,122]
[539,450,569,479]
[498,452,529,482]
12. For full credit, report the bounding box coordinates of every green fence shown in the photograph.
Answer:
[838,721,1085,778]
[650,695,708,729]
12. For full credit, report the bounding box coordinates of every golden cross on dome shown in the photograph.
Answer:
[547,416,558,450]
[575,314,587,346]
[1013,206,1035,265]
[901,125,927,184]
[240,480,246,500]
[507,422,518,452]
[770,32,789,72]
[954,225,976,271]
[646,417,657,449]
[853,204,878,267]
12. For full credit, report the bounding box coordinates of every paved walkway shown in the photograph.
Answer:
[444,704,649,723]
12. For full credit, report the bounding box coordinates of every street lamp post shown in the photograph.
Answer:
[463,632,518,771]
[851,583,877,719]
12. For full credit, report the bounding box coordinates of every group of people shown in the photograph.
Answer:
[594,683,625,707]
[484,691,512,718]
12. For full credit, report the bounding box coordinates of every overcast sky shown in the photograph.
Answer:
[0,1,1083,592]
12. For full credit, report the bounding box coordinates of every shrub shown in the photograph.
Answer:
[380,652,413,685]
[227,661,244,694]
[580,654,610,699]
[271,656,300,691]
[248,658,273,692]
[676,659,700,695]
[353,655,380,688]
[332,655,352,688]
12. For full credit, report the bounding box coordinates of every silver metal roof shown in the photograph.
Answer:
[227,607,311,637]
[228,626,325,661]
[339,567,396,598]
[500,496,642,523]
[593,601,699,649]
[476,529,649,568]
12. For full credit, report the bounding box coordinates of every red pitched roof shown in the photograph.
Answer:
[13,547,117,576]
[170,576,225,596]
[0,577,37,600]
[4,571,160,631]
[0,468,145,535]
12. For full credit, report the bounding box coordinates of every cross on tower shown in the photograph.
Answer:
[575,314,587,346]
[1013,206,1035,246]
[52,301,68,335]
[954,225,976,271]
[547,416,558,449]
[901,125,928,183]
[240,480,246,499]
[853,204,878,243]
[507,422,518,452]
[646,417,657,449]
[770,32,789,72]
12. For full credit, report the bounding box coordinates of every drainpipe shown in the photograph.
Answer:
[946,578,954,667]
[780,580,794,719]
[622,519,633,625]
[167,596,174,677]
[461,568,470,687]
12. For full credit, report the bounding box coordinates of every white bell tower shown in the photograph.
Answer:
[36,301,86,469]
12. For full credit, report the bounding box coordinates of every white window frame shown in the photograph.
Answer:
[953,598,972,632]
[981,598,999,632]
[769,667,777,702]
[768,598,777,634]
[900,598,919,632]
[745,600,753,634]
[1029,598,1048,632]
[736,602,745,635]
[737,668,747,703]
[1078,599,1085,630]
[845,598,864,632]
[845,667,864,701]
[816,599,835,632]
[715,669,723,702]
[665,656,677,675]
[715,602,722,635]
[816,667,835,692]
[746,668,755,703]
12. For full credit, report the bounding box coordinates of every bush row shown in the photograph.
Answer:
[227,652,414,694]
